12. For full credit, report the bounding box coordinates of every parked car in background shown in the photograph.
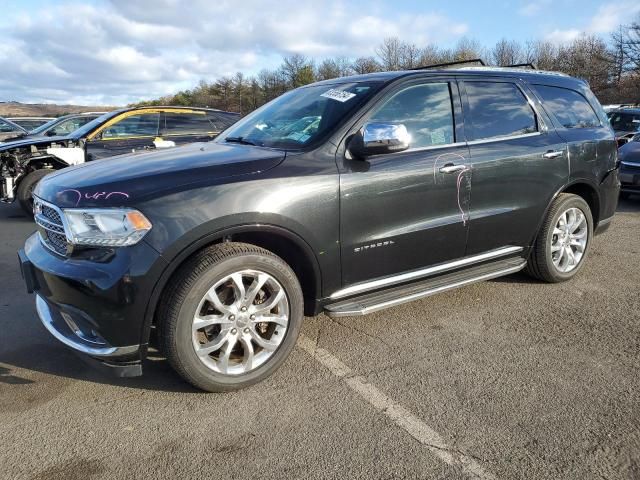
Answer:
[1,106,240,213]
[8,117,55,130]
[28,112,106,137]
[618,133,640,199]
[607,108,640,147]
[0,112,107,144]
[18,66,619,392]
[0,117,28,142]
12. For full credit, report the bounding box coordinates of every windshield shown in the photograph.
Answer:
[70,111,119,138]
[29,117,62,135]
[216,81,382,149]
[608,111,640,132]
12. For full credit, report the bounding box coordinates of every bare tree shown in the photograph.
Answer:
[351,56,381,74]
[491,39,523,66]
[376,37,403,70]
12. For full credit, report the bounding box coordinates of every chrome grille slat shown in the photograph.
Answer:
[33,197,69,256]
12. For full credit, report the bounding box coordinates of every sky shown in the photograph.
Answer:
[0,0,639,106]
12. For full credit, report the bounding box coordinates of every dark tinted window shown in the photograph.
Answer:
[208,112,240,131]
[163,113,217,135]
[102,113,159,139]
[608,111,640,132]
[535,85,600,129]
[465,82,537,141]
[369,82,455,148]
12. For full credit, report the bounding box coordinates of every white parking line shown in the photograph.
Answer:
[297,335,496,480]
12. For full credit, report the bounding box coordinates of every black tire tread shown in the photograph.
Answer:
[17,169,53,215]
[157,242,296,392]
[525,193,591,283]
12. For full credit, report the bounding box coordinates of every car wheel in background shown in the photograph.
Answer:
[158,242,303,392]
[526,193,593,283]
[17,169,54,215]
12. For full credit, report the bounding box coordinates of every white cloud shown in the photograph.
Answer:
[0,0,469,105]
[545,0,640,44]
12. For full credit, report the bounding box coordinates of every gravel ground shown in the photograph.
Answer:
[0,198,639,480]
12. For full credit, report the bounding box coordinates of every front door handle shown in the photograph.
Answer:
[439,164,466,174]
[543,150,564,159]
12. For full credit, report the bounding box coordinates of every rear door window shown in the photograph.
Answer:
[162,113,216,135]
[534,85,601,129]
[464,81,538,141]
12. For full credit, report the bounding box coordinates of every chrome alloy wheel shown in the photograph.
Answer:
[192,269,289,375]
[551,207,588,273]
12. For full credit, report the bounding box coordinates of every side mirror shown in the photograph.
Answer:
[349,122,410,158]
[46,130,57,137]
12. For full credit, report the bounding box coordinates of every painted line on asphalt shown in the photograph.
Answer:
[297,334,496,480]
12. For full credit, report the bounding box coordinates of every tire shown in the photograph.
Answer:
[158,242,304,392]
[526,193,593,283]
[620,192,631,200]
[17,169,54,215]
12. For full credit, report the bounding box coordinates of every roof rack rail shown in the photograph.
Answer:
[409,59,486,71]
[505,63,536,69]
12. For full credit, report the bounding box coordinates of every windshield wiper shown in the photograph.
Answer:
[224,136,257,146]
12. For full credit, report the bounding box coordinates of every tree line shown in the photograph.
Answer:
[137,15,640,113]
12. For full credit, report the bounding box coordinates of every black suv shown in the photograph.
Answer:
[19,67,620,391]
[1,106,240,214]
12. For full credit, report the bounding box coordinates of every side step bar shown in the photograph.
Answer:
[324,258,526,317]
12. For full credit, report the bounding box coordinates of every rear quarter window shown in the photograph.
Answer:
[163,113,216,135]
[534,85,601,129]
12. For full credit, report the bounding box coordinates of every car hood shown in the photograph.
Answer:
[619,141,640,162]
[0,134,74,151]
[35,141,286,208]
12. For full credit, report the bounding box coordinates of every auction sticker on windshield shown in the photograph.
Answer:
[321,89,357,102]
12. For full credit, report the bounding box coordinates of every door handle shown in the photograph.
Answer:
[439,164,466,174]
[543,150,564,159]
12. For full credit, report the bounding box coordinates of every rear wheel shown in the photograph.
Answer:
[158,242,303,392]
[620,192,631,200]
[526,193,593,283]
[17,169,54,215]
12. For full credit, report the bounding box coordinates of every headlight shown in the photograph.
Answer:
[63,208,152,247]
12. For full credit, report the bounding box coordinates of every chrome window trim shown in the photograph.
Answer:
[330,246,523,299]
[466,131,543,146]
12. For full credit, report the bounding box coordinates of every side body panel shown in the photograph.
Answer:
[460,78,569,254]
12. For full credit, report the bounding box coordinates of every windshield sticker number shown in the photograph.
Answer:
[321,89,357,103]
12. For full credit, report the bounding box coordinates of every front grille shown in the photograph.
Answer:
[34,197,69,256]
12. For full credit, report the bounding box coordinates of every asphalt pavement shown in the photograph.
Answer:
[1,198,639,479]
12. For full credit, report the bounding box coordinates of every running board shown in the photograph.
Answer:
[324,258,526,317]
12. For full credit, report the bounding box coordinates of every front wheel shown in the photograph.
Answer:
[526,193,593,283]
[17,169,54,215]
[158,242,303,392]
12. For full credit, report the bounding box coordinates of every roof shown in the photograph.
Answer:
[308,66,583,89]
[114,105,240,115]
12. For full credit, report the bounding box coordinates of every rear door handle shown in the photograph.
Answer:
[439,164,466,174]
[543,150,564,159]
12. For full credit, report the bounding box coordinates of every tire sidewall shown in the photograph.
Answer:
[542,196,594,281]
[172,253,303,391]
[18,169,53,214]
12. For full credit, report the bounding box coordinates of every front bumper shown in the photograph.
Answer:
[20,232,168,377]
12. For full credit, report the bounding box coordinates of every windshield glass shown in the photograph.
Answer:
[71,111,119,138]
[608,111,640,132]
[29,117,62,135]
[216,81,382,149]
